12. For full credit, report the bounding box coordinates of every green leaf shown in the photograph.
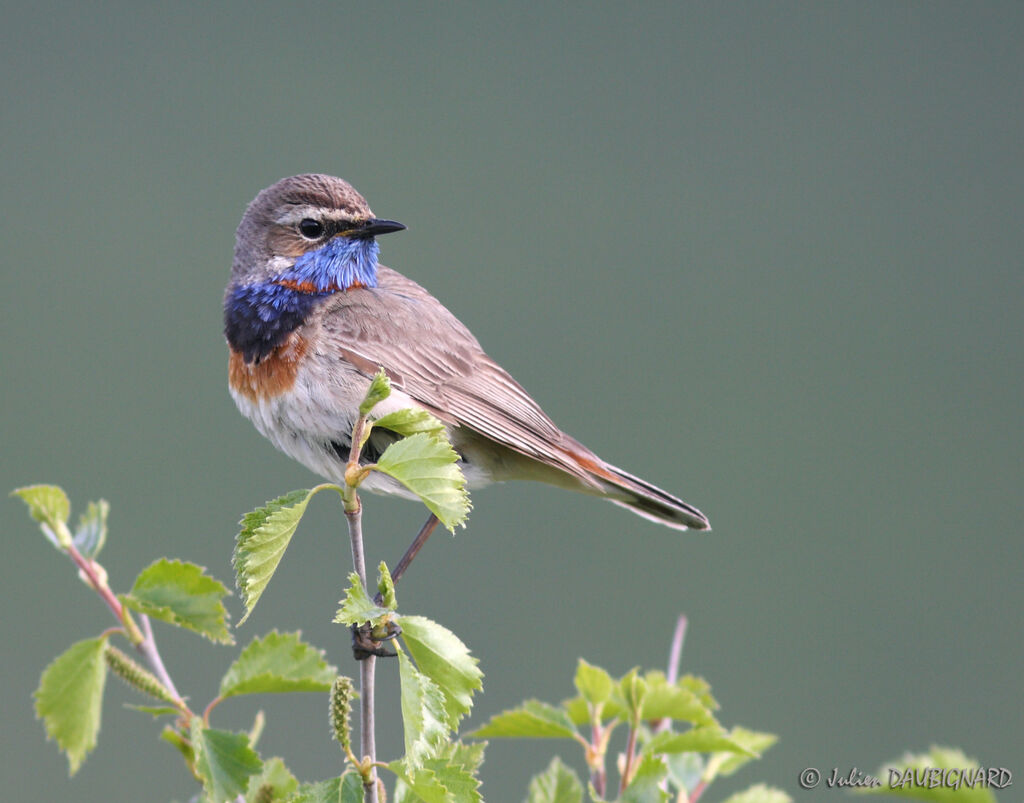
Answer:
[702,727,777,782]
[434,740,487,776]
[219,631,336,699]
[393,743,487,803]
[643,727,757,757]
[394,756,482,803]
[121,557,232,647]
[398,648,449,768]
[574,659,614,706]
[372,408,447,439]
[72,499,108,558]
[378,561,398,610]
[359,368,392,415]
[470,700,578,740]
[334,572,393,625]
[161,724,193,763]
[247,756,299,802]
[12,483,70,527]
[34,636,108,775]
[121,558,233,644]
[861,746,998,803]
[399,615,483,729]
[339,772,367,802]
[190,721,263,803]
[289,774,364,803]
[563,694,626,726]
[622,754,671,803]
[390,760,460,803]
[12,484,71,546]
[426,758,481,803]
[375,433,470,530]
[664,752,704,796]
[567,668,712,728]
[639,676,717,727]
[234,487,341,624]
[677,674,719,711]
[526,756,584,803]
[719,784,792,803]
[614,668,648,719]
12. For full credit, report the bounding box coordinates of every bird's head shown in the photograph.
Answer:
[230,174,405,291]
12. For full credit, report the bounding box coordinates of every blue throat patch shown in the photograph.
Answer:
[225,236,380,363]
[281,236,380,292]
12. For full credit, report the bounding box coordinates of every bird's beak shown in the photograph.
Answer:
[350,218,406,238]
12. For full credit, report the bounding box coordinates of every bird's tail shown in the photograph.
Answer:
[595,462,710,532]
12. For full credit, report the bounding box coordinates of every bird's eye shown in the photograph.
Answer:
[298,218,325,239]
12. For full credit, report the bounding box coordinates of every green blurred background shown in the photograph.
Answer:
[2,2,1020,800]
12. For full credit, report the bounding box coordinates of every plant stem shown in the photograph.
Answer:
[361,655,377,799]
[653,614,689,736]
[620,721,639,794]
[344,407,379,803]
[137,613,184,704]
[666,614,688,684]
[344,501,376,802]
[590,720,607,797]
[65,539,142,642]
[65,539,188,710]
[346,507,368,583]
[345,503,378,803]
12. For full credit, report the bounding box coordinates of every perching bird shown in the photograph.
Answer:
[224,174,709,531]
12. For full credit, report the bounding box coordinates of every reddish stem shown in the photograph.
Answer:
[65,540,186,709]
[589,720,607,797]
[66,541,129,630]
[620,722,639,794]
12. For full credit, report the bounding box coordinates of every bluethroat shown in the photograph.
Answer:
[224,174,709,531]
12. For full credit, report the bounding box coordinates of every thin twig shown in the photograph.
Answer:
[590,720,607,797]
[361,655,377,797]
[348,508,378,797]
[65,540,187,710]
[137,613,184,703]
[65,540,140,641]
[658,616,691,800]
[346,507,368,586]
[620,721,640,794]
[654,614,689,735]
[666,614,688,684]
[345,503,378,803]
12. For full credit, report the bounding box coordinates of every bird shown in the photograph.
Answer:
[224,174,709,531]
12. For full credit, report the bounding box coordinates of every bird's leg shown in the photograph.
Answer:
[374,513,440,604]
[351,513,440,660]
[350,622,399,659]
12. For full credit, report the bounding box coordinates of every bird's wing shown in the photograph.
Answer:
[315,267,597,483]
